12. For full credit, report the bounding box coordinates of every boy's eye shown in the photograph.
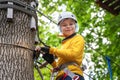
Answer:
[61,23,75,27]
[62,24,67,27]
[63,25,67,26]
[70,23,74,25]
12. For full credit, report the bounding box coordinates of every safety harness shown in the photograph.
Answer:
[51,62,82,80]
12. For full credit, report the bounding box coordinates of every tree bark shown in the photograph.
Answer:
[0,0,36,80]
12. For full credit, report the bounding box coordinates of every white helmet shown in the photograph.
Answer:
[58,12,77,25]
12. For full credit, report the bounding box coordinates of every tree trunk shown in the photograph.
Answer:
[0,0,36,80]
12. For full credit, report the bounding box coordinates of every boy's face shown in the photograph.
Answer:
[60,18,76,37]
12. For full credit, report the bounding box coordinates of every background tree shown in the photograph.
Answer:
[34,0,120,80]
[0,0,36,80]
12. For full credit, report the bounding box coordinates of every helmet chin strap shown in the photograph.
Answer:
[75,23,79,32]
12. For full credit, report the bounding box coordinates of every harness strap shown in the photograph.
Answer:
[62,73,67,80]
[63,68,80,80]
[52,62,81,80]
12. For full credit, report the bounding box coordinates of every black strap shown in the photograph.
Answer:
[0,43,34,51]
[0,0,37,9]
[62,33,76,42]
[0,0,37,20]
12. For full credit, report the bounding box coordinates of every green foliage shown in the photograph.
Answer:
[34,0,120,80]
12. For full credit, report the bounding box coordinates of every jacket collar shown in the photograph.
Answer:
[62,33,76,42]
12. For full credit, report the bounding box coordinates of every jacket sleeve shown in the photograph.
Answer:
[50,36,85,61]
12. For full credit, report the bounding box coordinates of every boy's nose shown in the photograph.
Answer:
[66,25,71,28]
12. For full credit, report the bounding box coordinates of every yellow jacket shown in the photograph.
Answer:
[50,33,85,79]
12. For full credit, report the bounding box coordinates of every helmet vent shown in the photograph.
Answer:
[71,15,74,17]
